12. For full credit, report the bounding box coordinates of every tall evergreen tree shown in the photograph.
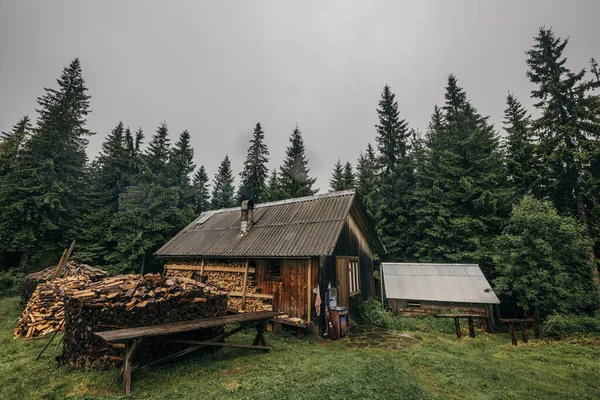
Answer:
[356,143,378,218]
[0,59,92,263]
[373,85,415,261]
[526,27,600,276]
[413,75,507,274]
[211,155,236,209]
[329,159,344,192]
[503,93,538,200]
[145,122,171,181]
[238,123,269,202]
[192,165,211,214]
[279,125,317,198]
[0,116,31,175]
[263,169,285,202]
[342,161,355,190]
[330,159,355,192]
[168,129,195,187]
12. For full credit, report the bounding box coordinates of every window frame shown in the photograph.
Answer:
[348,257,361,296]
[265,259,282,282]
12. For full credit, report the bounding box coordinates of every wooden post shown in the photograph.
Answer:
[454,317,462,339]
[241,260,249,311]
[123,341,132,395]
[307,261,312,323]
[51,249,68,281]
[509,322,517,346]
[532,319,540,339]
[468,317,475,338]
[200,259,205,275]
[521,322,528,343]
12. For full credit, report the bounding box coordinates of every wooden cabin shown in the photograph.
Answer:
[382,263,500,317]
[155,189,384,333]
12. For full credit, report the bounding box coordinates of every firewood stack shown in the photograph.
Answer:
[61,274,227,369]
[165,260,273,312]
[14,275,92,339]
[21,261,108,306]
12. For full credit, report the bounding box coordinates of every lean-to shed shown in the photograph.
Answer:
[155,189,384,332]
[382,263,500,316]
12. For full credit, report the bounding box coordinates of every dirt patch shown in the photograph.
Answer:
[343,325,420,350]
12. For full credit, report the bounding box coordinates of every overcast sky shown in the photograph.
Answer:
[1,1,599,191]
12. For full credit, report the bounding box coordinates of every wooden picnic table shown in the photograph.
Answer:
[95,310,282,394]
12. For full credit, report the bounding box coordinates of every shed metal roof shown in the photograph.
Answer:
[155,189,381,258]
[382,263,500,304]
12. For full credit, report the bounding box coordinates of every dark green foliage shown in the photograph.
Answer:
[238,123,269,202]
[413,75,507,272]
[211,155,236,209]
[192,165,211,214]
[526,27,600,275]
[168,130,195,187]
[372,85,416,261]
[279,125,317,198]
[356,143,378,218]
[329,159,344,192]
[543,313,600,337]
[0,269,23,297]
[503,93,538,199]
[0,116,31,174]
[493,195,599,318]
[145,122,171,182]
[342,161,355,189]
[0,59,92,261]
[263,169,285,202]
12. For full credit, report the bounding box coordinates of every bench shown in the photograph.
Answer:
[95,310,282,394]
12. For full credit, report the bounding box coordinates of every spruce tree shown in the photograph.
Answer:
[413,75,507,274]
[0,116,31,175]
[373,85,414,261]
[0,59,92,262]
[526,27,600,276]
[238,122,269,202]
[503,93,538,200]
[211,155,236,209]
[168,129,195,187]
[145,121,171,182]
[342,161,355,190]
[279,125,317,198]
[356,143,378,219]
[263,169,285,202]
[329,159,344,192]
[192,165,211,214]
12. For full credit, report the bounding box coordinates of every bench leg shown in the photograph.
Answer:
[117,338,142,395]
[253,320,268,346]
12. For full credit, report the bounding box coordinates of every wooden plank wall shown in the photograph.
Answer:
[255,259,318,321]
[389,299,489,316]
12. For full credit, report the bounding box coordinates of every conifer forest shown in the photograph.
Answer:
[1,26,600,322]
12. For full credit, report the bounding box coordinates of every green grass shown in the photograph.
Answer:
[1,296,599,400]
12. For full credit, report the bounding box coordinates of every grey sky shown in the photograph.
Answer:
[1,1,599,191]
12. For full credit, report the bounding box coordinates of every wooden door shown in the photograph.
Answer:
[280,260,308,319]
[336,257,349,307]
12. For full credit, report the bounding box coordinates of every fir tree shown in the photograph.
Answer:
[263,169,285,202]
[342,161,355,190]
[192,165,211,214]
[238,123,269,202]
[279,125,317,198]
[0,59,92,261]
[145,121,171,181]
[211,155,236,209]
[413,75,507,274]
[356,143,378,218]
[375,85,410,174]
[329,159,344,192]
[0,116,31,175]
[168,129,195,187]
[503,93,538,200]
[526,27,600,276]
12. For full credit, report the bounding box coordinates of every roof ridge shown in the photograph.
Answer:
[199,189,356,217]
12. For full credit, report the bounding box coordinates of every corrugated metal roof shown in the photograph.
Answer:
[155,190,359,258]
[382,263,500,304]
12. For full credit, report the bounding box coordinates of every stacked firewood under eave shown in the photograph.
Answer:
[21,261,108,306]
[165,260,273,312]
[61,274,227,369]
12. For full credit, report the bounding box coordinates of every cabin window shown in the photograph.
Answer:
[266,259,282,281]
[349,257,360,296]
